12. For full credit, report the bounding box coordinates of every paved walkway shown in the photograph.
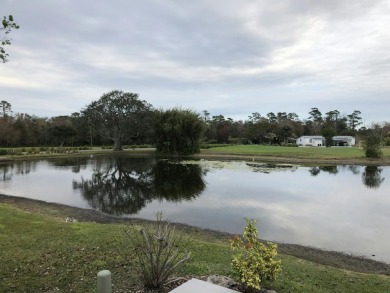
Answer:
[169,278,240,293]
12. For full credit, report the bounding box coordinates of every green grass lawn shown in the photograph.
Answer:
[1,203,389,293]
[203,145,390,160]
[2,145,390,163]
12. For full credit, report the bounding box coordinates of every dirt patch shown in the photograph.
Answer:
[1,194,389,276]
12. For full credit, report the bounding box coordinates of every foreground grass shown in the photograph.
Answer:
[1,204,389,293]
[203,145,390,160]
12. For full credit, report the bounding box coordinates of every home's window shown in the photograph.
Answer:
[309,139,312,143]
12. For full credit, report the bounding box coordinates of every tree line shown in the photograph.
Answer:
[0,91,206,155]
[202,108,389,145]
[1,92,389,156]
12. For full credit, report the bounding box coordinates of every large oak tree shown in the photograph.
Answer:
[83,90,153,151]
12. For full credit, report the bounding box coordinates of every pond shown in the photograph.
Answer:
[1,155,389,263]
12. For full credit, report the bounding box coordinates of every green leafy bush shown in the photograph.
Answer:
[362,131,382,158]
[123,144,152,149]
[39,146,48,152]
[118,213,191,289]
[228,137,241,144]
[154,108,206,155]
[230,219,281,291]
[200,143,232,149]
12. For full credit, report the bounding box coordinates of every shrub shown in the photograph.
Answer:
[0,149,8,155]
[230,219,281,292]
[228,137,240,144]
[154,108,206,155]
[200,143,231,149]
[118,213,191,289]
[362,132,382,158]
[206,139,218,144]
[279,142,298,147]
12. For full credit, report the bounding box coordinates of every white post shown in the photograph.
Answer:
[97,270,112,293]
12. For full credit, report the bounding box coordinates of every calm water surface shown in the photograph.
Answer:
[1,155,389,263]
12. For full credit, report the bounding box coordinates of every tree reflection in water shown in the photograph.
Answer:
[307,164,385,189]
[319,166,338,175]
[73,156,206,215]
[309,166,339,176]
[48,157,89,173]
[308,166,321,176]
[362,166,385,189]
[152,161,206,201]
[0,161,35,182]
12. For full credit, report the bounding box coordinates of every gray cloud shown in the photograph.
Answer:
[1,0,389,122]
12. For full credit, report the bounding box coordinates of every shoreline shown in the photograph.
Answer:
[195,152,390,166]
[1,193,389,276]
[1,148,390,166]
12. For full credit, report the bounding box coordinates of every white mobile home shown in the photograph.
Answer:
[297,136,325,147]
[332,136,356,147]
[296,135,356,147]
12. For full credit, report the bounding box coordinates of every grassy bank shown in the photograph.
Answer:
[203,145,390,159]
[1,145,390,165]
[1,202,389,293]
[200,145,390,165]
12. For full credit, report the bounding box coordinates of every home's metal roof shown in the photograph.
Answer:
[333,136,354,139]
[298,136,325,139]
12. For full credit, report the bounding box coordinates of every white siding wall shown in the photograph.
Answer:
[297,137,324,146]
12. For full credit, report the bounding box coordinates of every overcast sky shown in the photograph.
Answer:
[1,0,389,124]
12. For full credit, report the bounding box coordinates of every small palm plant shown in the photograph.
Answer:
[119,212,191,289]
